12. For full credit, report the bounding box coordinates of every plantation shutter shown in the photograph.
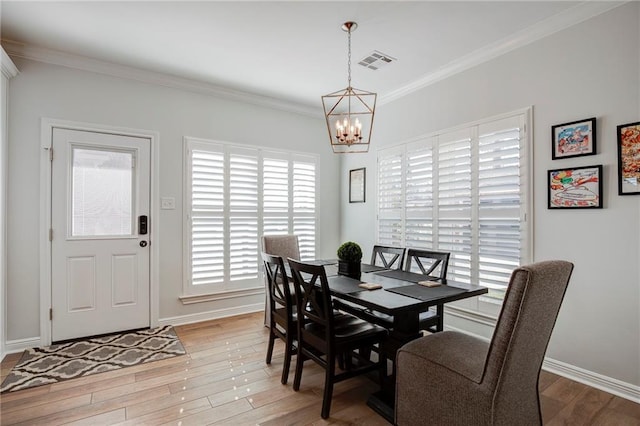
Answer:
[437,129,473,284]
[189,143,225,286]
[293,158,316,260]
[375,110,530,307]
[405,140,434,249]
[477,116,525,298]
[185,138,318,297]
[377,147,404,246]
[228,148,259,282]
[263,155,290,236]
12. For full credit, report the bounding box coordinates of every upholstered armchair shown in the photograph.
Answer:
[395,260,574,426]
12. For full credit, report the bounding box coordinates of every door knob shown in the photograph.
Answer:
[139,241,148,247]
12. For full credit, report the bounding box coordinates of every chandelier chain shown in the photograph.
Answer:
[347,27,351,88]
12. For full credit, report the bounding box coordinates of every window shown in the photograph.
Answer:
[184,137,317,297]
[377,111,531,315]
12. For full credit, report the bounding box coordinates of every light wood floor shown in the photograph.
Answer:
[1,312,639,425]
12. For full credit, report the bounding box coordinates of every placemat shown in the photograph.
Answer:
[386,284,467,302]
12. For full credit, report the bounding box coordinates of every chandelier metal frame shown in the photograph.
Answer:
[321,21,377,154]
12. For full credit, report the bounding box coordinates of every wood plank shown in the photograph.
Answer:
[64,408,126,426]
[546,386,613,426]
[117,397,212,425]
[0,394,92,425]
[158,398,254,426]
[125,368,269,419]
[541,374,589,403]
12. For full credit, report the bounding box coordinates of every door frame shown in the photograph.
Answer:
[39,118,160,345]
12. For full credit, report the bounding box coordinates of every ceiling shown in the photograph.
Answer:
[0,1,622,114]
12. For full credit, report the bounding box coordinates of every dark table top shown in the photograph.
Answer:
[327,270,487,316]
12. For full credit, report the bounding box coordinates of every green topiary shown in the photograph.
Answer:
[337,241,362,263]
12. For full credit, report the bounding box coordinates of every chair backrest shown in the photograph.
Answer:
[261,252,293,316]
[262,235,300,261]
[404,249,450,281]
[287,258,334,346]
[370,245,405,270]
[483,260,573,423]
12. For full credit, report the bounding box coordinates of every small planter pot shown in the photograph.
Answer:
[338,260,361,280]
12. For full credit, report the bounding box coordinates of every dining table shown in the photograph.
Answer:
[321,262,489,422]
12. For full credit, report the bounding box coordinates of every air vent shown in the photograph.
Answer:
[358,50,396,70]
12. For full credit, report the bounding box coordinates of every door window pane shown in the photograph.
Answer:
[72,147,133,237]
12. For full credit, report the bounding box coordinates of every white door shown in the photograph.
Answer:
[51,128,150,341]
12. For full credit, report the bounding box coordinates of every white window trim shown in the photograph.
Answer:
[182,136,319,302]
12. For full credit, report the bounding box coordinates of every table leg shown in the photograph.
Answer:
[368,311,422,423]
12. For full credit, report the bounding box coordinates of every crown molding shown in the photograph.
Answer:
[1,40,321,118]
[2,1,628,112]
[1,46,19,78]
[379,1,628,105]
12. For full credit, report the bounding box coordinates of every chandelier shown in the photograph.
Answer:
[322,21,377,154]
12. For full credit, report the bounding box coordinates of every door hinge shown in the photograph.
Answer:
[49,228,53,241]
[49,147,53,162]
[49,308,53,321]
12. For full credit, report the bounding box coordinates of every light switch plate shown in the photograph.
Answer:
[161,197,176,210]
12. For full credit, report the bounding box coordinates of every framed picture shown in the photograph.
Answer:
[349,167,366,203]
[548,165,602,209]
[617,121,640,195]
[551,117,597,159]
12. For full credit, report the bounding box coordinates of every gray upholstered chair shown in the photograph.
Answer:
[261,234,300,261]
[395,260,574,426]
[261,235,300,327]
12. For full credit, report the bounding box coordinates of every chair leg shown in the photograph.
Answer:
[293,347,304,391]
[436,304,444,332]
[265,327,276,364]
[321,355,335,419]
[281,333,294,385]
[360,346,371,362]
[344,350,353,369]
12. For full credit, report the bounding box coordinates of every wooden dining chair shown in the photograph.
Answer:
[370,245,406,270]
[262,252,297,385]
[288,258,388,419]
[333,245,405,322]
[261,234,300,327]
[353,249,452,334]
[404,248,451,333]
[404,248,450,281]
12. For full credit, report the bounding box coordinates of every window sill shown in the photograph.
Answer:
[444,304,498,327]
[180,286,264,305]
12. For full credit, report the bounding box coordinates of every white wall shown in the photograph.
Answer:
[6,58,340,342]
[341,3,640,388]
[1,48,19,359]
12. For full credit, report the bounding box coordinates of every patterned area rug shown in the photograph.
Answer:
[1,325,186,393]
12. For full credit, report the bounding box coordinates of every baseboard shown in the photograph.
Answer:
[158,303,264,327]
[3,336,41,355]
[543,357,640,404]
